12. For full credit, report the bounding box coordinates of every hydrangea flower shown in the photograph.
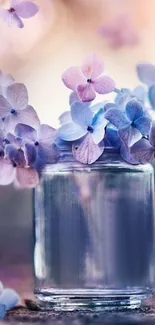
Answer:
[0,83,40,132]
[99,14,139,49]
[15,123,59,166]
[62,53,115,102]
[130,121,155,164]
[0,281,19,319]
[104,100,151,147]
[115,86,145,111]
[0,0,39,28]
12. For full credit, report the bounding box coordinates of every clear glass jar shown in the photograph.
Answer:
[33,149,155,311]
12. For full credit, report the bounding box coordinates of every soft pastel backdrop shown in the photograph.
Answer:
[0,0,155,300]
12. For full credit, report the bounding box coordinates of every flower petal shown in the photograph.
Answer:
[0,71,14,88]
[72,134,104,164]
[125,100,143,122]
[77,84,96,102]
[59,111,72,125]
[0,10,24,28]
[69,91,81,105]
[81,53,104,79]
[149,121,155,147]
[38,143,59,164]
[92,124,106,144]
[17,105,40,129]
[137,63,155,86]
[71,102,93,128]
[14,1,39,18]
[38,124,57,143]
[93,76,115,94]
[131,139,154,163]
[148,85,155,110]
[0,95,11,117]
[25,143,37,166]
[16,167,39,188]
[62,67,85,91]
[15,123,37,142]
[0,304,6,320]
[6,83,28,111]
[133,86,145,103]
[58,123,87,141]
[105,125,121,148]
[0,289,19,311]
[120,143,139,164]
[134,116,151,136]
[5,144,26,166]
[4,113,19,133]
[118,124,142,147]
[90,101,105,113]
[104,108,129,128]
[92,109,108,143]
[0,158,15,185]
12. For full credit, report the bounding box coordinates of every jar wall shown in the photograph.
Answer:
[34,155,155,310]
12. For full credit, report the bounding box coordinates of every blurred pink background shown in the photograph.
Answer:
[0,0,155,300]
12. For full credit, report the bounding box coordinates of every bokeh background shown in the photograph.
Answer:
[0,0,155,300]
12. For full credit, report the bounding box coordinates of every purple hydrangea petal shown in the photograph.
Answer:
[58,123,87,141]
[17,105,40,129]
[118,124,142,147]
[14,1,39,18]
[38,124,57,143]
[120,143,139,164]
[137,63,155,86]
[77,84,96,102]
[69,91,81,105]
[62,67,85,91]
[105,125,121,148]
[93,76,115,95]
[15,123,37,142]
[0,158,15,185]
[0,289,19,311]
[0,95,11,117]
[125,100,143,122]
[148,85,155,110]
[25,143,37,166]
[149,121,155,147]
[6,83,28,111]
[72,134,104,164]
[59,111,72,125]
[37,143,59,164]
[71,102,93,128]
[16,167,39,188]
[5,144,26,167]
[0,10,24,28]
[134,116,151,136]
[131,138,154,163]
[104,107,129,128]
[4,113,18,133]
[81,53,104,79]
[104,102,118,111]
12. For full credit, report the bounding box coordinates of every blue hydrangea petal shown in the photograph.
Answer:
[148,85,155,110]
[150,121,155,147]
[133,86,145,103]
[125,100,143,122]
[69,91,81,105]
[105,125,121,148]
[104,103,117,111]
[15,123,37,142]
[137,63,155,86]
[131,138,154,163]
[92,108,107,127]
[118,125,142,147]
[54,137,72,150]
[115,88,131,110]
[0,304,6,320]
[134,116,151,136]
[25,143,37,166]
[71,102,93,128]
[0,289,19,311]
[58,123,86,141]
[59,111,72,125]
[104,108,129,129]
[120,143,139,164]
[90,102,105,113]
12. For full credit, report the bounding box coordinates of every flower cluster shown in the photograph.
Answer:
[1,53,155,188]
[0,73,58,188]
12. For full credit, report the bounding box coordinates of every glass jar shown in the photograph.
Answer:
[33,148,155,311]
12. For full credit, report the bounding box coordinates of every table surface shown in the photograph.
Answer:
[2,297,155,325]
